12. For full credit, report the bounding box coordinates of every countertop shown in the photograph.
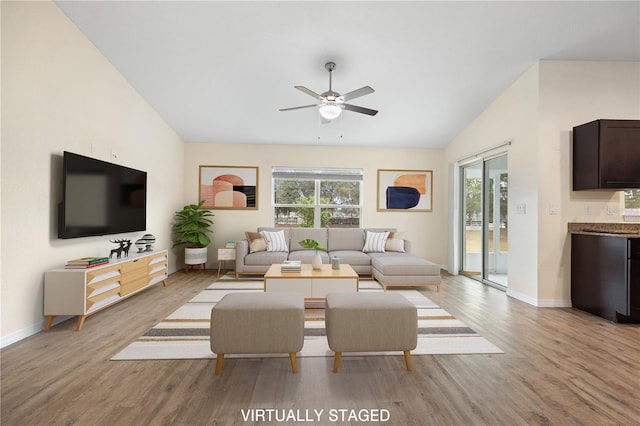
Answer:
[568,222,640,238]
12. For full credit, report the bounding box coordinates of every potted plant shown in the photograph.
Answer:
[299,238,325,270]
[173,200,214,268]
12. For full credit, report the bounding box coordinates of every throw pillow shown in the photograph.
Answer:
[362,231,389,253]
[245,231,267,253]
[385,238,405,252]
[260,230,289,252]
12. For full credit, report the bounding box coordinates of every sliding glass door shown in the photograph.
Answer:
[484,155,508,287]
[461,154,508,289]
[461,161,483,278]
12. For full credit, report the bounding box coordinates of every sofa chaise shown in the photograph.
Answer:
[234,227,441,291]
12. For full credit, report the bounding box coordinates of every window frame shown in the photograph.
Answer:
[272,167,363,228]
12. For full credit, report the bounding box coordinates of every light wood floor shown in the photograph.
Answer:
[2,270,639,425]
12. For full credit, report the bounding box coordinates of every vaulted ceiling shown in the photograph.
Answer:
[55,1,639,148]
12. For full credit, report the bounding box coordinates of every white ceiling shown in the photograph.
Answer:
[55,1,640,148]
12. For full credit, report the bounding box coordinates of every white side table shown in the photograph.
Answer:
[217,247,236,277]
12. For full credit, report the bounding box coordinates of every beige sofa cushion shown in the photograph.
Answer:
[327,228,365,251]
[289,228,328,251]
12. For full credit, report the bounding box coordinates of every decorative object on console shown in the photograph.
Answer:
[173,200,214,271]
[135,239,146,253]
[377,169,433,212]
[298,239,325,270]
[199,165,258,209]
[64,256,109,269]
[109,239,132,259]
[140,233,156,251]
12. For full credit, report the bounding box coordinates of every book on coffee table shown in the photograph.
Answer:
[281,260,301,272]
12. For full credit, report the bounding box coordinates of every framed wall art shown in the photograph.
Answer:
[377,169,433,212]
[199,165,258,209]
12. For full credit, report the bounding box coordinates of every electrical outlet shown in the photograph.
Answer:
[110,149,117,160]
[584,204,592,215]
[90,143,96,155]
[549,204,558,215]
[607,205,617,216]
[516,203,527,214]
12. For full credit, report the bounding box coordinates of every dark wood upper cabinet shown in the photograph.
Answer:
[573,119,640,190]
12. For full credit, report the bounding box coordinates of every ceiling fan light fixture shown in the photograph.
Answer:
[319,104,342,120]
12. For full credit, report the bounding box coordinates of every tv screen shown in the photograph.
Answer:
[59,151,147,239]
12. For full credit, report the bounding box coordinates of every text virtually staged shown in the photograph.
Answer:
[240,407,391,423]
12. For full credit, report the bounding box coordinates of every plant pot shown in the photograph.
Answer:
[185,247,208,265]
[311,251,323,270]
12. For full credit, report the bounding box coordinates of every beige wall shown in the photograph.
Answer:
[182,143,447,267]
[1,1,185,346]
[446,60,639,306]
[445,63,541,303]
[537,61,640,303]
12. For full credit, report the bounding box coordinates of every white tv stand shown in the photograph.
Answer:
[44,250,168,331]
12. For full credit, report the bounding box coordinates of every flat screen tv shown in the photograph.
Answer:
[58,151,147,239]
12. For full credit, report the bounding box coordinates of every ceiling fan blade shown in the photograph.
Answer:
[340,86,374,102]
[343,103,378,116]
[294,86,323,100]
[279,104,319,112]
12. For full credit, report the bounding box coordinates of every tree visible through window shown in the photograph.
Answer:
[624,189,640,212]
[273,168,363,228]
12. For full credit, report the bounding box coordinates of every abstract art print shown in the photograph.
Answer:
[377,169,432,212]
[199,166,258,209]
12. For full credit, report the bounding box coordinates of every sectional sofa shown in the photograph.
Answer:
[235,227,441,291]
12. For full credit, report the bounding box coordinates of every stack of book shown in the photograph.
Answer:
[225,241,236,249]
[281,260,301,272]
[65,256,110,269]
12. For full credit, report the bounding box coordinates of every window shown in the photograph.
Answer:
[624,189,640,214]
[273,167,363,228]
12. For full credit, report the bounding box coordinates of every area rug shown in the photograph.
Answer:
[112,278,503,360]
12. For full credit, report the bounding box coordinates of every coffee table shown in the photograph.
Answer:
[264,263,359,299]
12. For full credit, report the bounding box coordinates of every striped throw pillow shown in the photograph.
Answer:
[362,231,390,253]
[260,230,289,252]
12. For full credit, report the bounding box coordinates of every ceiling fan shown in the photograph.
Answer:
[280,62,378,120]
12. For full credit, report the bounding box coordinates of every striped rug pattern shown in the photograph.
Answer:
[112,279,502,360]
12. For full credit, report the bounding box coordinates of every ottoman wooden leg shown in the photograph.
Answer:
[333,352,342,373]
[404,350,413,371]
[215,354,224,375]
[289,352,298,374]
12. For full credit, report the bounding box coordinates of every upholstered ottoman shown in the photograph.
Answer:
[210,292,304,375]
[371,256,441,291]
[325,292,417,372]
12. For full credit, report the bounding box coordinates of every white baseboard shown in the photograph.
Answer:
[1,315,73,349]
[536,299,572,308]
[506,288,571,308]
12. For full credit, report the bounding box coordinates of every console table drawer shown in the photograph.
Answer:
[121,256,150,273]
[121,266,149,284]
[121,276,149,296]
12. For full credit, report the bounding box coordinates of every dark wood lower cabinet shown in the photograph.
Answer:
[571,234,640,322]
